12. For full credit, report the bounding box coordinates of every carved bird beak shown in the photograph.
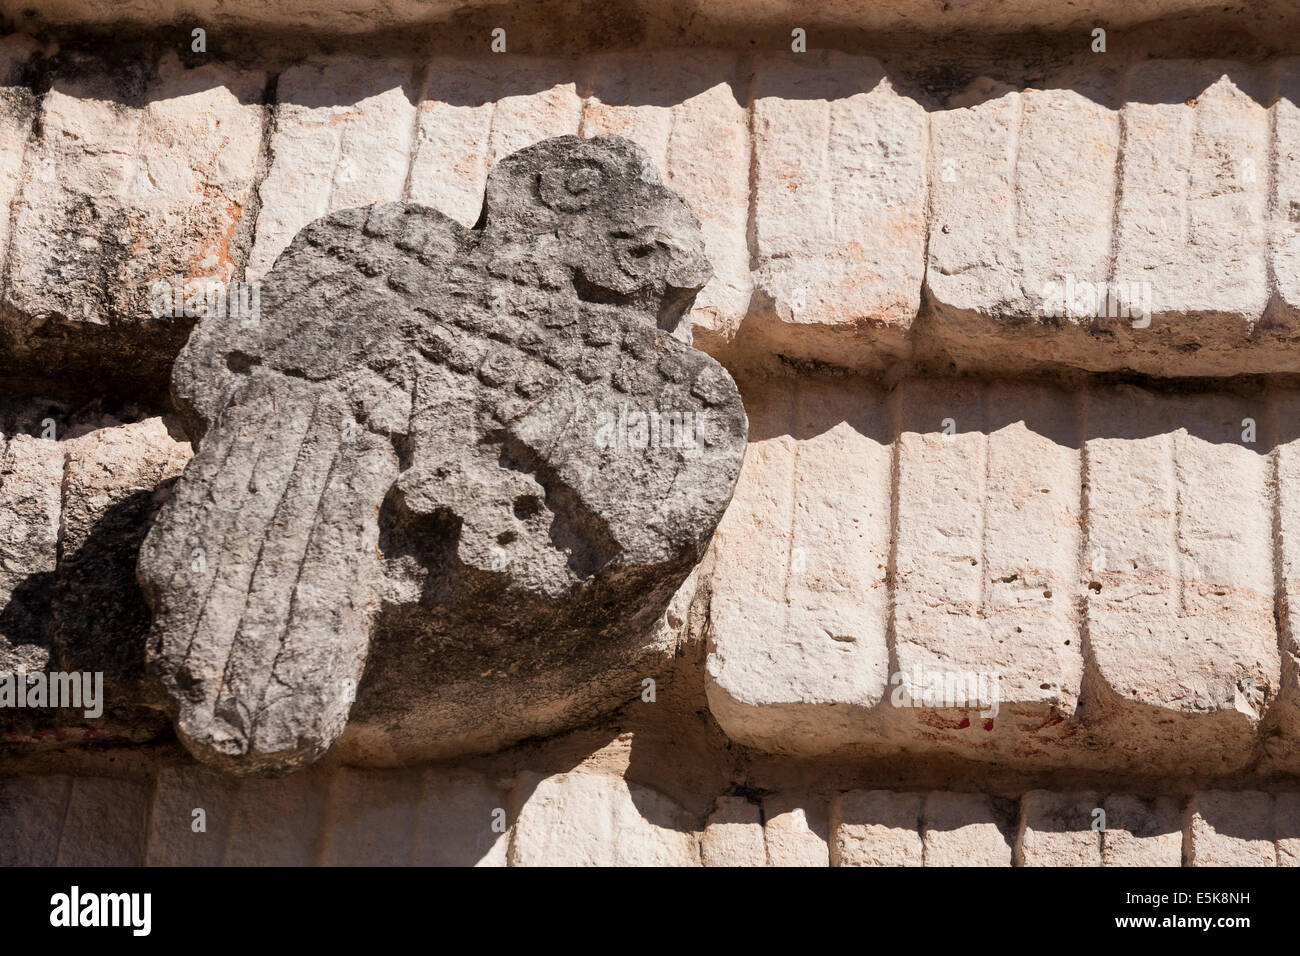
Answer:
[654,197,713,331]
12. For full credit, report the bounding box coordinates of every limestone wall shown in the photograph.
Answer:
[2,4,1300,866]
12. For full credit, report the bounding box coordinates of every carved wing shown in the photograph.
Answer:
[139,203,468,774]
[139,370,398,774]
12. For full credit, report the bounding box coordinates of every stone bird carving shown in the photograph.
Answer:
[137,135,748,775]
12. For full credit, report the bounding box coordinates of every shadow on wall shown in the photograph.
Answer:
[15,42,1298,111]
[0,761,706,865]
[741,372,1285,450]
[0,486,173,744]
[0,401,180,745]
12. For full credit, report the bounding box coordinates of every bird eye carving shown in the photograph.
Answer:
[614,235,667,280]
[538,160,606,211]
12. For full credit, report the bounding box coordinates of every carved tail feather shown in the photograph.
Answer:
[138,371,399,774]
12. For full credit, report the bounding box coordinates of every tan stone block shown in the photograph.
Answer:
[1102,795,1183,867]
[406,58,498,228]
[223,769,330,865]
[1115,63,1269,324]
[830,790,922,866]
[407,56,582,232]
[1266,390,1300,770]
[701,795,765,867]
[581,51,749,351]
[1017,790,1101,866]
[1274,793,1300,866]
[411,769,508,866]
[320,767,422,866]
[1082,387,1277,772]
[0,774,72,865]
[763,793,829,866]
[891,380,1082,744]
[4,51,265,386]
[1272,60,1300,329]
[705,375,892,754]
[1186,791,1275,866]
[922,792,1013,866]
[0,36,42,286]
[924,76,1124,375]
[509,772,698,866]
[746,52,926,369]
[51,418,190,697]
[146,765,239,865]
[0,430,64,672]
[56,776,151,865]
[246,56,417,281]
[483,58,582,165]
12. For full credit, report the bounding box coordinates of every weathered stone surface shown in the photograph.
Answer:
[1274,60,1300,331]
[221,770,330,864]
[5,30,1300,870]
[11,775,1300,865]
[891,379,1082,755]
[705,375,892,755]
[923,63,1300,379]
[581,51,749,351]
[1102,794,1182,867]
[411,769,509,866]
[924,75,1121,375]
[145,765,240,865]
[0,417,63,675]
[922,792,1013,866]
[140,134,746,774]
[404,57,584,238]
[51,417,190,703]
[700,794,765,866]
[830,790,923,866]
[1266,391,1300,771]
[13,0,1296,41]
[56,776,152,865]
[245,56,419,283]
[1081,387,1277,773]
[705,375,1300,773]
[0,774,72,865]
[0,406,190,749]
[322,767,422,865]
[0,36,41,342]
[1017,790,1101,866]
[2,50,265,394]
[745,53,926,369]
[1274,792,1300,866]
[0,45,1295,382]
[1186,791,1275,867]
[509,772,699,866]
[1111,64,1271,361]
[404,59,497,229]
[762,793,829,866]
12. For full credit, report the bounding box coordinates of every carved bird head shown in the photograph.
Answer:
[480,134,713,333]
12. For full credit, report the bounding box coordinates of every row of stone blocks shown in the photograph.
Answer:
[709,374,1300,773]
[0,768,1295,866]
[14,373,1300,773]
[1,36,1299,389]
